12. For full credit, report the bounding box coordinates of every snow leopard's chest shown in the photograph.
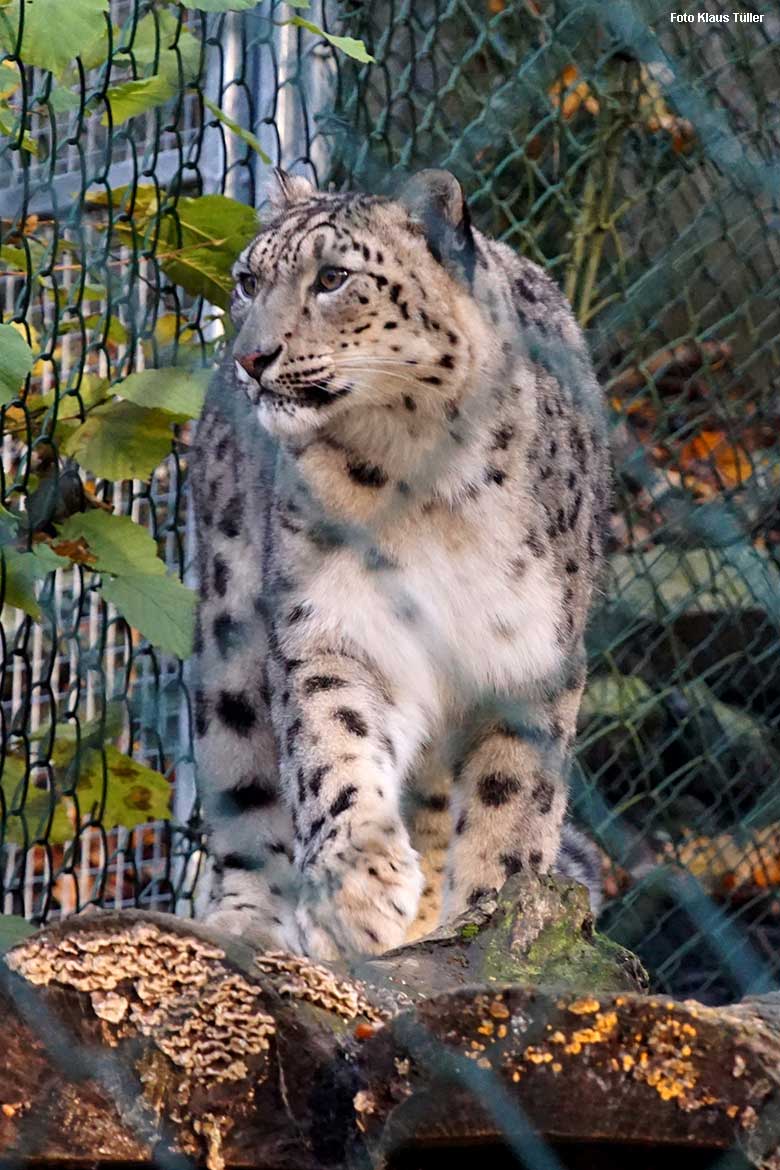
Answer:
[272,493,565,709]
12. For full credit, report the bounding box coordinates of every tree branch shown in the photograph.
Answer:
[1,876,778,1169]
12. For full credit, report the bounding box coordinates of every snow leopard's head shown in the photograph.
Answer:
[229,169,499,439]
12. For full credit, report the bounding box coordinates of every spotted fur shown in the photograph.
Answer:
[191,169,609,958]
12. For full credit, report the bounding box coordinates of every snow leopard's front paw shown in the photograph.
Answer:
[202,904,303,954]
[294,821,424,959]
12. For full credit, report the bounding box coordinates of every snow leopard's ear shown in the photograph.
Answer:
[268,168,317,209]
[398,169,475,282]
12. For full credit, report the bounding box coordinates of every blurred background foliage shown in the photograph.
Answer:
[1,0,779,1004]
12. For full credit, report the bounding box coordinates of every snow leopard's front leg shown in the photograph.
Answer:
[443,684,582,919]
[270,637,425,960]
[194,588,302,952]
[192,409,301,953]
[402,744,453,942]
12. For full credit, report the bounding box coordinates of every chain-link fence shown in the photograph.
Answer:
[2,0,779,1008]
[0,0,340,925]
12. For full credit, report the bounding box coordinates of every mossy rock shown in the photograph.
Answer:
[480,875,648,992]
[356,873,648,1002]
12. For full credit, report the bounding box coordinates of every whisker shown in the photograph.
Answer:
[317,352,444,371]
[331,367,436,392]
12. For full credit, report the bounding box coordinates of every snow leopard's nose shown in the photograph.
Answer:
[235,344,283,382]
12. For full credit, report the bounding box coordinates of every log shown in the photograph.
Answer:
[1,874,778,1169]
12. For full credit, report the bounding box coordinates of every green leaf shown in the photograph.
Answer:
[179,0,258,11]
[0,322,34,404]
[48,743,171,836]
[86,181,160,220]
[100,572,195,658]
[97,745,172,827]
[0,544,67,619]
[77,20,113,70]
[2,549,40,618]
[0,504,20,546]
[581,673,656,725]
[57,511,166,578]
[88,314,129,345]
[117,367,209,420]
[60,313,129,344]
[31,373,109,417]
[0,0,110,79]
[92,186,257,307]
[156,194,258,308]
[0,100,38,154]
[102,74,176,126]
[60,399,175,480]
[286,16,374,62]
[284,0,310,6]
[0,915,36,953]
[0,245,28,272]
[124,11,201,86]
[31,543,71,573]
[99,10,203,120]
[202,96,270,163]
[1,742,171,845]
[610,547,780,621]
[0,62,19,100]
[56,511,194,654]
[47,84,81,114]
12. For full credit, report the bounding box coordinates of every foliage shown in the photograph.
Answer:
[1,706,172,846]
[202,96,271,164]
[0,915,36,952]
[284,15,374,63]
[56,511,196,658]
[0,0,111,80]
[0,0,372,859]
[0,324,33,404]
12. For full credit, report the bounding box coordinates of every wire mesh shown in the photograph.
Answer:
[0,0,339,923]
[331,0,780,1005]
[2,0,779,1014]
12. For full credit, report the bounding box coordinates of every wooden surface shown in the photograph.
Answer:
[1,876,778,1169]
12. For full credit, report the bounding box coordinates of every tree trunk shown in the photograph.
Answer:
[1,875,778,1169]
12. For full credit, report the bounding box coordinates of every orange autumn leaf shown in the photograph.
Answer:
[675,825,780,899]
[549,65,599,119]
[679,430,752,487]
[47,537,98,566]
[610,395,653,418]
[681,430,725,460]
[548,63,695,147]
[717,447,753,486]
[751,859,780,888]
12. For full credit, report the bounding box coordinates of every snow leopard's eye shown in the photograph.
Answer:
[314,266,349,294]
[237,272,258,299]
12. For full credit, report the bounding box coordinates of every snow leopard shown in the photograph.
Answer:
[191,168,609,960]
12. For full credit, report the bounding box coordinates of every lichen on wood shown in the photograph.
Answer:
[7,919,276,1085]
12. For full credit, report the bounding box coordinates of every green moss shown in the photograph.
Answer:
[478,879,647,993]
[459,923,480,941]
[522,921,635,992]
[480,890,528,983]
